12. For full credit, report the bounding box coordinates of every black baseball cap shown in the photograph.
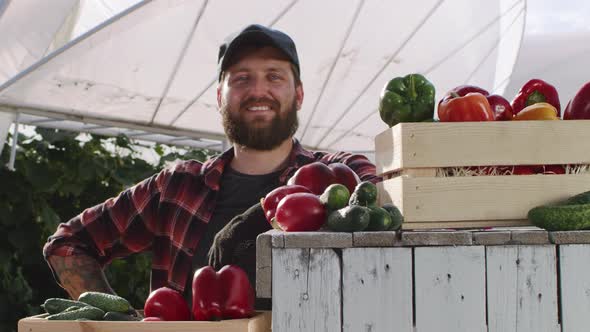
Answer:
[217,24,300,81]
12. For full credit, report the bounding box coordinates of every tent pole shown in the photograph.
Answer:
[7,112,19,171]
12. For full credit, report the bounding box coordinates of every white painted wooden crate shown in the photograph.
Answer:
[257,230,590,332]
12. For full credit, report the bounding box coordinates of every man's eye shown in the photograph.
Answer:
[269,74,282,81]
[233,75,249,83]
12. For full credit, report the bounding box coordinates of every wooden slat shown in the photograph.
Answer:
[341,248,413,332]
[550,231,590,244]
[272,248,341,332]
[352,231,400,247]
[486,246,559,332]
[256,233,272,298]
[282,232,352,248]
[414,246,486,332]
[375,121,590,174]
[559,244,590,331]
[401,219,531,230]
[401,231,472,246]
[380,175,590,223]
[17,312,271,332]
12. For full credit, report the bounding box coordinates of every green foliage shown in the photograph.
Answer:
[0,128,216,331]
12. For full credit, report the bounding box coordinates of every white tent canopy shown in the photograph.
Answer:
[0,0,526,154]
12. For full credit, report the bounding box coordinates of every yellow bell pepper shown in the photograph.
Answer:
[513,102,559,120]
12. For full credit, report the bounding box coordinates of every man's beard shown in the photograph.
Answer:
[221,97,299,150]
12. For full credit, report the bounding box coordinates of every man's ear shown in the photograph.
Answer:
[295,83,304,110]
[217,85,222,108]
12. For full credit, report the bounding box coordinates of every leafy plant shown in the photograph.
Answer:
[0,128,216,331]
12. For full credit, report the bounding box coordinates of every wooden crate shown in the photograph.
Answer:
[262,230,590,332]
[18,311,271,332]
[375,120,590,229]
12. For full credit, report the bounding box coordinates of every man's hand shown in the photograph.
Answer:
[208,203,271,286]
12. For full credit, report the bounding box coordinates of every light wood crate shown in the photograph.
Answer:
[18,311,271,332]
[375,120,590,229]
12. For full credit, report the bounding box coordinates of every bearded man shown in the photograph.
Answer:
[43,24,379,309]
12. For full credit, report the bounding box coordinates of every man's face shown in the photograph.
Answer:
[217,46,304,150]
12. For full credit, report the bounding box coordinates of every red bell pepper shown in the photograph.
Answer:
[287,162,337,195]
[274,192,326,231]
[261,185,312,224]
[440,85,514,120]
[287,161,360,195]
[328,163,360,194]
[511,79,561,117]
[564,81,590,119]
[438,92,495,122]
[192,265,254,321]
[144,287,191,321]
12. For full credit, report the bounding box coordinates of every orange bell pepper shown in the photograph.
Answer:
[438,92,495,122]
[512,102,559,120]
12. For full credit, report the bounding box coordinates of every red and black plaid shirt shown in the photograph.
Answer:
[43,139,380,293]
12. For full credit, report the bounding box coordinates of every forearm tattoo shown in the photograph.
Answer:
[48,255,115,299]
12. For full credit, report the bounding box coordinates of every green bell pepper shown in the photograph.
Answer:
[378,73,435,127]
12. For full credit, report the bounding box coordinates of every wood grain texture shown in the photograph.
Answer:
[18,311,271,332]
[414,246,486,332]
[256,233,272,298]
[486,246,559,332]
[272,248,341,332]
[282,232,352,248]
[401,219,531,230]
[559,245,590,332]
[341,248,413,332]
[550,231,590,244]
[380,174,590,223]
[375,121,590,174]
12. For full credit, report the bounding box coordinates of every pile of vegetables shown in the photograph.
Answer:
[41,292,138,321]
[379,75,590,176]
[261,162,403,232]
[40,264,255,322]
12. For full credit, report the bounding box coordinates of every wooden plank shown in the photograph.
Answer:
[272,248,341,332]
[401,231,472,246]
[375,121,590,174]
[380,175,590,223]
[402,219,531,230]
[510,230,549,244]
[256,232,272,298]
[268,229,284,248]
[550,231,590,244]
[375,123,403,175]
[487,246,559,332]
[353,231,400,247]
[414,246,486,332]
[17,311,271,332]
[342,248,413,332]
[559,244,590,331]
[283,232,352,248]
[401,168,437,177]
[472,231,511,245]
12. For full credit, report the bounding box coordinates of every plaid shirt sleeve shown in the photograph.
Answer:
[43,164,178,266]
[315,151,382,184]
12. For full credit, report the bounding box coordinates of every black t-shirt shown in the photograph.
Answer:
[184,166,282,305]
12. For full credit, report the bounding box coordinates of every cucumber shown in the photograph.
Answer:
[103,311,141,321]
[563,190,590,205]
[78,292,131,313]
[42,298,88,314]
[326,205,371,232]
[349,181,378,207]
[528,204,590,231]
[382,203,404,231]
[46,306,105,320]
